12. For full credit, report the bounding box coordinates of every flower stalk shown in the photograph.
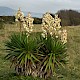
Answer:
[15,8,24,32]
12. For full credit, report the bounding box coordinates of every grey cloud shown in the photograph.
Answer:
[0,0,80,13]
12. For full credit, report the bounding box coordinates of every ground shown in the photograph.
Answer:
[0,23,80,80]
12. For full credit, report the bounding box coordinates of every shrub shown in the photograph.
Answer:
[33,17,42,24]
[4,11,67,79]
[5,32,67,79]
[5,32,40,76]
[36,34,67,78]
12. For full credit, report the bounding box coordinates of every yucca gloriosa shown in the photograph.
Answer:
[5,32,67,78]
[37,33,67,78]
[5,32,40,76]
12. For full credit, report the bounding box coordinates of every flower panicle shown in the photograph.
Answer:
[61,29,67,44]
[15,9,34,37]
[15,8,24,22]
[22,12,34,37]
[41,12,67,44]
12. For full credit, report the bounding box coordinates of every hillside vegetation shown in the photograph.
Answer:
[57,10,80,26]
[0,10,80,26]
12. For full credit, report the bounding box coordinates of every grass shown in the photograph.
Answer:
[0,23,80,80]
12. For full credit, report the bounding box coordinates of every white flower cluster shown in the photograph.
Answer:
[15,8,24,22]
[42,12,61,38]
[15,9,34,37]
[61,29,67,44]
[22,12,34,36]
[42,12,67,44]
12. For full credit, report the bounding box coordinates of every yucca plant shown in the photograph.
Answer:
[37,33,67,78]
[5,32,40,76]
[5,32,67,79]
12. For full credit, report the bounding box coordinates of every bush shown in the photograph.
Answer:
[36,34,67,78]
[5,32,39,75]
[0,16,15,24]
[57,10,80,26]
[5,32,67,79]
[33,17,42,24]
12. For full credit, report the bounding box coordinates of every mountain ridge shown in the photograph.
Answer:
[0,6,80,18]
[0,6,43,18]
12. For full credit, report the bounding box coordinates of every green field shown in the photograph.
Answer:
[0,24,80,80]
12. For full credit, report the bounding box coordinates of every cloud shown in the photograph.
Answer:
[0,0,80,13]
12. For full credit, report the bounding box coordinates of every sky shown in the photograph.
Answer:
[0,0,80,13]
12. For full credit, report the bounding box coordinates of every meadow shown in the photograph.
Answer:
[0,23,80,80]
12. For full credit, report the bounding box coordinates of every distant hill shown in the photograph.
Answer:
[0,6,43,18]
[57,10,80,26]
[0,6,15,16]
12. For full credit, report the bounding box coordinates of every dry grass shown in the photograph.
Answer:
[0,24,80,80]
